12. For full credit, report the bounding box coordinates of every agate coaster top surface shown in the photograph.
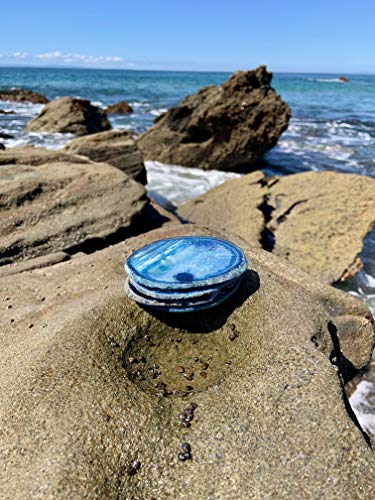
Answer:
[125,236,247,290]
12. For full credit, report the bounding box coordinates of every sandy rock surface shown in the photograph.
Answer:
[179,170,375,284]
[0,146,148,266]
[64,130,147,184]
[0,224,374,498]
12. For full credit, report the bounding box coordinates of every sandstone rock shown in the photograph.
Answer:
[266,171,375,284]
[178,170,266,246]
[0,146,148,266]
[0,224,374,498]
[105,100,133,114]
[0,109,16,115]
[0,251,70,279]
[25,97,111,136]
[0,88,48,104]
[138,66,290,171]
[178,171,375,284]
[63,129,147,184]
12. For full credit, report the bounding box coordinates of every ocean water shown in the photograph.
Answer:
[0,66,375,435]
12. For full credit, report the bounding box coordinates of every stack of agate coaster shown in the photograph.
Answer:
[124,236,247,313]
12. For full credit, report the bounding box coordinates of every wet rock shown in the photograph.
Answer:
[339,76,350,83]
[25,97,111,136]
[0,109,16,115]
[0,88,48,104]
[0,132,15,139]
[105,101,133,114]
[0,146,148,266]
[138,66,290,172]
[0,224,374,498]
[178,171,375,284]
[63,130,147,184]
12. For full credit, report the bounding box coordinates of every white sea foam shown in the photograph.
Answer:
[150,108,167,116]
[0,99,43,116]
[349,381,375,438]
[307,78,345,83]
[145,160,241,206]
[4,131,73,150]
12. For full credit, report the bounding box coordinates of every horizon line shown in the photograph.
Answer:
[0,64,374,76]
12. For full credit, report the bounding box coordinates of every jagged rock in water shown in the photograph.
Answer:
[138,66,290,171]
[0,224,374,498]
[0,146,149,266]
[64,130,147,184]
[0,88,48,104]
[178,171,375,284]
[105,101,133,114]
[25,97,111,136]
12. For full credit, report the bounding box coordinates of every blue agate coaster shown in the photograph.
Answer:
[125,236,247,290]
[124,236,247,312]
[124,276,241,313]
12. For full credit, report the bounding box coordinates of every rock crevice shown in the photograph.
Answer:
[178,170,375,285]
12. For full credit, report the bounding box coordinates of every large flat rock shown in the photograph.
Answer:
[0,224,374,498]
[138,66,290,172]
[63,130,147,184]
[25,97,111,136]
[178,171,375,284]
[266,171,375,283]
[0,146,148,266]
[178,170,267,247]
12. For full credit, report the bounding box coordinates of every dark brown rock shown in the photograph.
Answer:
[105,101,133,114]
[0,88,48,104]
[339,76,350,83]
[0,132,15,139]
[63,130,147,184]
[138,66,290,171]
[0,224,374,498]
[0,109,16,115]
[25,97,111,136]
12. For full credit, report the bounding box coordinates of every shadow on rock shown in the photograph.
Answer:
[141,269,260,333]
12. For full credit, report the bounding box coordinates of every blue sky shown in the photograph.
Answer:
[0,0,374,73]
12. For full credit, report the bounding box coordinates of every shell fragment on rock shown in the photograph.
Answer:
[124,236,247,312]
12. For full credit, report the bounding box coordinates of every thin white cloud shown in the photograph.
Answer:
[13,51,29,59]
[35,51,123,64]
